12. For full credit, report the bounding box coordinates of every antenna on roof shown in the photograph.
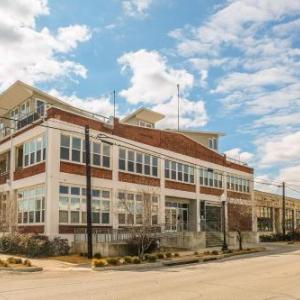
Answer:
[177,83,180,132]
[113,90,116,119]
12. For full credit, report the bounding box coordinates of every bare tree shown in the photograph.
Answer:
[116,183,160,258]
[228,200,252,250]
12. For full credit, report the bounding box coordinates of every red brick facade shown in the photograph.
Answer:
[59,225,112,234]
[60,161,113,180]
[0,173,9,185]
[47,107,253,174]
[14,162,46,181]
[165,180,196,192]
[18,225,45,234]
[118,172,160,186]
[200,186,224,196]
[227,191,251,200]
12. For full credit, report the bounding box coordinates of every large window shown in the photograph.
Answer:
[227,175,250,193]
[60,134,111,168]
[17,185,45,224]
[285,209,294,230]
[199,168,223,188]
[59,185,111,225]
[257,206,273,232]
[23,135,47,167]
[165,160,194,184]
[119,148,158,177]
[296,211,300,228]
[117,191,159,226]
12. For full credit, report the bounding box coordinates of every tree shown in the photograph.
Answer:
[116,183,160,258]
[228,200,252,250]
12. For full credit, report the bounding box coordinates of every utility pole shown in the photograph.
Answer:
[113,90,116,119]
[282,181,286,236]
[85,125,93,259]
[221,199,228,251]
[177,83,180,132]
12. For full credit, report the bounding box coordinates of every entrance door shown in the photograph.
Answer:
[205,205,222,232]
[165,202,189,232]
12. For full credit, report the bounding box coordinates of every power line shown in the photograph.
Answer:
[0,111,295,189]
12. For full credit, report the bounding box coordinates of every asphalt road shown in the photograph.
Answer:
[0,243,300,300]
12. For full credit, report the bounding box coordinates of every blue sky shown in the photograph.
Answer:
[1,0,300,195]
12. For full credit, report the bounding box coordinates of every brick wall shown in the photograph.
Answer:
[165,180,196,192]
[0,173,9,185]
[227,191,251,200]
[47,107,253,174]
[118,172,160,186]
[18,225,44,234]
[60,161,112,179]
[199,186,224,196]
[14,162,45,180]
[59,225,112,234]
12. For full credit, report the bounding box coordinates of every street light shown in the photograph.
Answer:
[221,198,228,251]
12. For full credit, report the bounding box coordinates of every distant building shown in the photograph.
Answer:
[255,190,300,235]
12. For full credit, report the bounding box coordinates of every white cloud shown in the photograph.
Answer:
[257,131,300,167]
[122,0,152,18]
[224,147,254,164]
[118,49,194,104]
[213,67,298,94]
[153,97,208,129]
[48,89,115,118]
[254,112,300,127]
[0,0,91,91]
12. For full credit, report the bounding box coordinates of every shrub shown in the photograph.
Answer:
[260,231,300,242]
[166,252,172,258]
[203,251,210,255]
[223,249,233,254]
[211,250,219,255]
[132,257,141,264]
[50,237,70,256]
[106,257,120,266]
[93,253,102,259]
[146,255,157,263]
[7,257,17,264]
[0,259,8,268]
[23,259,32,267]
[124,256,133,264]
[194,251,199,255]
[156,253,165,259]
[93,259,107,267]
[0,234,70,258]
[174,253,180,257]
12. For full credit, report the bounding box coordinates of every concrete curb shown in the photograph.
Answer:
[93,249,264,272]
[0,266,43,273]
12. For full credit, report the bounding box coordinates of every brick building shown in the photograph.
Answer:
[255,190,300,235]
[0,81,255,246]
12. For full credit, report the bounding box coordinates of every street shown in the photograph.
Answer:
[0,244,300,300]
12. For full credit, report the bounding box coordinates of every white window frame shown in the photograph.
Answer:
[60,134,111,169]
[118,147,159,178]
[165,160,195,184]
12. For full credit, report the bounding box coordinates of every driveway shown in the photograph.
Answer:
[0,243,300,300]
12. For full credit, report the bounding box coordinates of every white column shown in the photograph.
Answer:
[159,157,165,231]
[111,144,119,229]
[195,167,200,232]
[44,125,60,238]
